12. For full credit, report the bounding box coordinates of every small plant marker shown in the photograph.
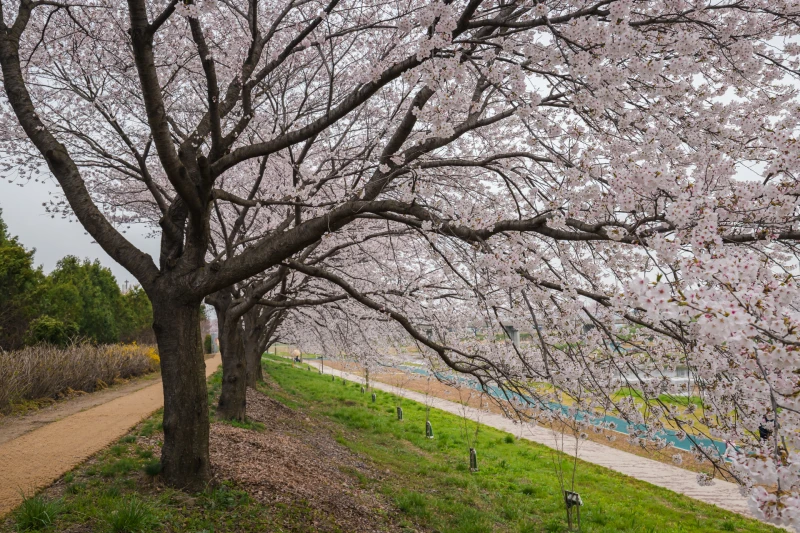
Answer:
[371,392,377,403]
[396,406,403,420]
[469,447,478,472]
[426,420,434,439]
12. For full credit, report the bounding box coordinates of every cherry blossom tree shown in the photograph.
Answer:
[206,191,407,420]
[2,2,799,517]
[0,0,535,488]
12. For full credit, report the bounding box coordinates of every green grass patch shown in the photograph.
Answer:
[256,358,782,533]
[136,448,154,460]
[109,444,126,457]
[135,412,162,437]
[100,457,138,478]
[12,494,61,531]
[103,496,157,533]
[201,482,251,511]
[142,460,162,477]
[222,418,266,432]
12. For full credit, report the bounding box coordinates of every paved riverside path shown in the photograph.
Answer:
[307,360,756,520]
[0,354,222,517]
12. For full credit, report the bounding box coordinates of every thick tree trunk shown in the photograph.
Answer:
[210,290,247,421]
[152,296,211,491]
[217,317,246,420]
[244,338,263,387]
[242,306,273,387]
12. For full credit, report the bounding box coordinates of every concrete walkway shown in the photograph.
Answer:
[0,354,222,517]
[307,360,756,520]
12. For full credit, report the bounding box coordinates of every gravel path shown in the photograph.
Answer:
[307,360,757,520]
[0,354,222,517]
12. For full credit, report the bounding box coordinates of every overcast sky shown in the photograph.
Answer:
[0,177,160,286]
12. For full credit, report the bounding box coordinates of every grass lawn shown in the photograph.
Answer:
[261,355,776,533]
[1,355,779,533]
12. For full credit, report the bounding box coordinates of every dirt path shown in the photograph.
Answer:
[0,354,222,517]
[308,360,759,521]
[0,373,162,447]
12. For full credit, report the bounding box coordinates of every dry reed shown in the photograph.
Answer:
[0,343,159,413]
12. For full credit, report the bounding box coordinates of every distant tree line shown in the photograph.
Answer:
[0,210,154,350]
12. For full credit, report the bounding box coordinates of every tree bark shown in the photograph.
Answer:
[152,295,211,491]
[244,338,264,387]
[242,306,282,388]
[210,290,247,421]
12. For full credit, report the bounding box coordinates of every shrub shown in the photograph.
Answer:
[0,343,159,412]
[204,334,212,354]
[24,316,79,347]
[13,494,61,531]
